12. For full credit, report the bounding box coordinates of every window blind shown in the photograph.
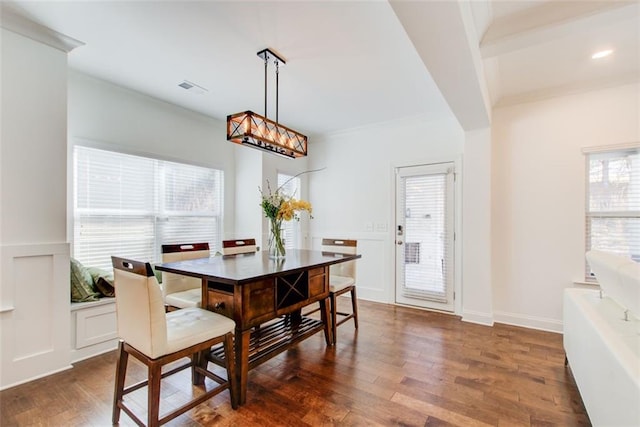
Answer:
[400,170,452,303]
[585,147,640,279]
[277,173,301,250]
[74,146,223,270]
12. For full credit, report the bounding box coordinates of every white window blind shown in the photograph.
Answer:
[400,170,453,303]
[74,146,223,270]
[585,147,640,279]
[277,173,302,250]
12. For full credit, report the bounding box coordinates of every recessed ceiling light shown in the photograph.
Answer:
[591,49,613,59]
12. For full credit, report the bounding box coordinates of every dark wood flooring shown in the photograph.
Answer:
[0,300,590,426]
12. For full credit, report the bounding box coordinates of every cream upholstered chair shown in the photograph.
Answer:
[322,238,359,344]
[111,256,236,427]
[221,238,257,255]
[161,242,209,309]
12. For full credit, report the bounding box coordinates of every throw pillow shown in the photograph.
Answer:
[70,258,100,302]
[151,263,163,284]
[86,266,116,298]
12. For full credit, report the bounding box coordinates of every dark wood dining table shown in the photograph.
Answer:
[155,249,361,405]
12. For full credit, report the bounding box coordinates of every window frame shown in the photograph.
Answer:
[73,144,224,270]
[584,144,640,281]
[277,172,303,250]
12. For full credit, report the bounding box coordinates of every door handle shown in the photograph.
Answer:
[397,241,403,245]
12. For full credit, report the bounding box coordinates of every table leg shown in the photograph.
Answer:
[235,327,251,405]
[201,278,208,310]
[319,297,333,346]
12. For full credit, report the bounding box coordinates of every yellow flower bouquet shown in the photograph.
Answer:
[260,176,314,258]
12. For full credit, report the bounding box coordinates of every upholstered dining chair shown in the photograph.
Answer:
[111,256,236,427]
[161,242,209,310]
[222,238,257,255]
[322,238,359,344]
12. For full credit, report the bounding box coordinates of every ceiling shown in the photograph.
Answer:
[477,0,639,107]
[2,1,638,136]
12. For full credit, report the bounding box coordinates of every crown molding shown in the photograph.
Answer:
[1,6,84,53]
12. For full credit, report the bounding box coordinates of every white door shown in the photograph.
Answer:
[395,163,455,312]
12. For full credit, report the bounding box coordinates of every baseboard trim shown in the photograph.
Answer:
[0,364,73,391]
[462,310,494,326]
[71,340,119,364]
[493,310,563,333]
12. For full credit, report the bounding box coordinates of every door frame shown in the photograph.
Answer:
[390,156,463,316]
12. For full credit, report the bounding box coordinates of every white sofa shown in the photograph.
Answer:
[563,251,640,426]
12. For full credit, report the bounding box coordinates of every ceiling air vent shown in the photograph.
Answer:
[178,80,208,95]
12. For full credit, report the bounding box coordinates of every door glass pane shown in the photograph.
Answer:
[402,173,448,302]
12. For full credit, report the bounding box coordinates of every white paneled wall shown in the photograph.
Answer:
[311,234,390,301]
[0,24,74,389]
[0,244,72,388]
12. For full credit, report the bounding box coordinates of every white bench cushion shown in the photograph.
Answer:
[165,288,201,308]
[330,274,355,293]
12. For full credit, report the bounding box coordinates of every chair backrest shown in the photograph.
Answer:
[222,239,257,255]
[112,256,168,358]
[322,238,357,280]
[161,242,210,297]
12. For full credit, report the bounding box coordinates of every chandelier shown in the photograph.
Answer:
[227,48,308,158]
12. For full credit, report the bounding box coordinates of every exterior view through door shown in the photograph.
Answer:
[395,163,455,312]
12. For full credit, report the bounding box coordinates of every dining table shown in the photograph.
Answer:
[155,248,361,405]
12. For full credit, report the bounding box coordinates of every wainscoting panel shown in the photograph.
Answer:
[311,233,391,302]
[70,298,118,363]
[0,243,71,390]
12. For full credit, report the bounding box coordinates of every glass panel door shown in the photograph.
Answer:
[395,163,455,311]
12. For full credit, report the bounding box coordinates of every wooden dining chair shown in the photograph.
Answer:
[222,238,257,255]
[161,242,209,310]
[111,256,237,427]
[321,238,359,344]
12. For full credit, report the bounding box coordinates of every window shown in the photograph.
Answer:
[585,147,639,280]
[277,172,302,249]
[74,146,223,270]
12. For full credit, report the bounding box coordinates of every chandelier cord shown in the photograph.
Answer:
[275,59,280,124]
[264,55,268,119]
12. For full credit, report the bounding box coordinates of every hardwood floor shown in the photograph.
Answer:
[0,300,590,426]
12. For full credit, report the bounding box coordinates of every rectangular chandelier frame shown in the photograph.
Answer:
[227,110,308,158]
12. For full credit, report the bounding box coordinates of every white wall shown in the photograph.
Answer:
[462,128,493,325]
[308,115,466,304]
[233,146,263,244]
[67,71,237,244]
[2,31,68,245]
[492,83,640,332]
[1,29,71,389]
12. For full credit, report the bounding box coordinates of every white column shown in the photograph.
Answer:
[461,128,494,325]
[0,16,80,389]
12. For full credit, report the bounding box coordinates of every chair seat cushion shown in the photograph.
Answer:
[165,308,235,355]
[330,274,355,293]
[165,288,201,308]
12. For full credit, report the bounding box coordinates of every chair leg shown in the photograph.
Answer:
[147,362,162,427]
[350,286,359,329]
[192,350,208,385]
[330,292,338,345]
[222,332,238,409]
[112,340,128,425]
